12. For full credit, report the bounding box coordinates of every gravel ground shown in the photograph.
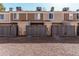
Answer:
[0,43,79,56]
[0,36,78,56]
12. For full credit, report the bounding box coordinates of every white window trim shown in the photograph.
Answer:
[13,13,19,20]
[35,13,41,20]
[69,13,73,20]
[0,14,5,20]
[37,13,41,20]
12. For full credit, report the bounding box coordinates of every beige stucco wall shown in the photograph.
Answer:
[18,22,30,36]
[43,12,64,22]
[44,22,52,36]
[52,12,64,22]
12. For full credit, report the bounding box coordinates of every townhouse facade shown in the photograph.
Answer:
[0,10,79,37]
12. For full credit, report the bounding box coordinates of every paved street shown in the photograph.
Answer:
[0,36,78,56]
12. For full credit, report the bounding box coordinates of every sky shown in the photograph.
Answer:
[2,3,79,11]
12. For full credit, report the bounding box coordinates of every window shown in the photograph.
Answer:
[0,14,4,19]
[13,13,19,20]
[35,13,41,20]
[37,13,41,20]
[49,13,53,19]
[77,13,79,19]
[69,13,73,20]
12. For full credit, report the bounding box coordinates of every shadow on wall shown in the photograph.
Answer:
[0,36,78,43]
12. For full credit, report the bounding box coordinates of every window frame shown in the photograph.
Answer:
[0,14,4,20]
[13,13,19,20]
[37,13,41,20]
[35,13,41,20]
[69,13,73,20]
[49,13,53,20]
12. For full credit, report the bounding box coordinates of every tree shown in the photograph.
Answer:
[0,4,5,12]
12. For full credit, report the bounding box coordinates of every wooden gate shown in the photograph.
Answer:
[26,23,48,36]
[64,25,75,36]
[0,23,18,37]
[52,23,63,36]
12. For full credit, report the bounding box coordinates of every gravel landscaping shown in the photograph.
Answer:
[0,36,78,56]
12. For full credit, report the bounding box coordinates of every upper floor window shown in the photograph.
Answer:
[69,13,73,20]
[49,13,53,19]
[13,13,19,20]
[37,13,41,20]
[35,13,41,20]
[0,14,4,19]
[77,13,79,19]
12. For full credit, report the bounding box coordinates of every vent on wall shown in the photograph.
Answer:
[76,9,79,11]
[50,7,54,11]
[36,7,42,11]
[9,8,13,11]
[62,7,69,11]
[16,7,22,11]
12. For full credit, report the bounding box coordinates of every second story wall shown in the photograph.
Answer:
[63,12,78,21]
[27,12,43,21]
[10,12,27,21]
[28,13,35,20]
[10,12,44,21]
[19,13,26,21]
[9,11,79,23]
[50,12,64,22]
[43,12,49,20]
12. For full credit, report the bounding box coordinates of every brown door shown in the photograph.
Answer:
[28,13,35,20]
[52,23,63,36]
[40,13,43,20]
[26,23,47,36]
[19,13,26,21]
[73,13,77,20]
[64,13,69,21]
